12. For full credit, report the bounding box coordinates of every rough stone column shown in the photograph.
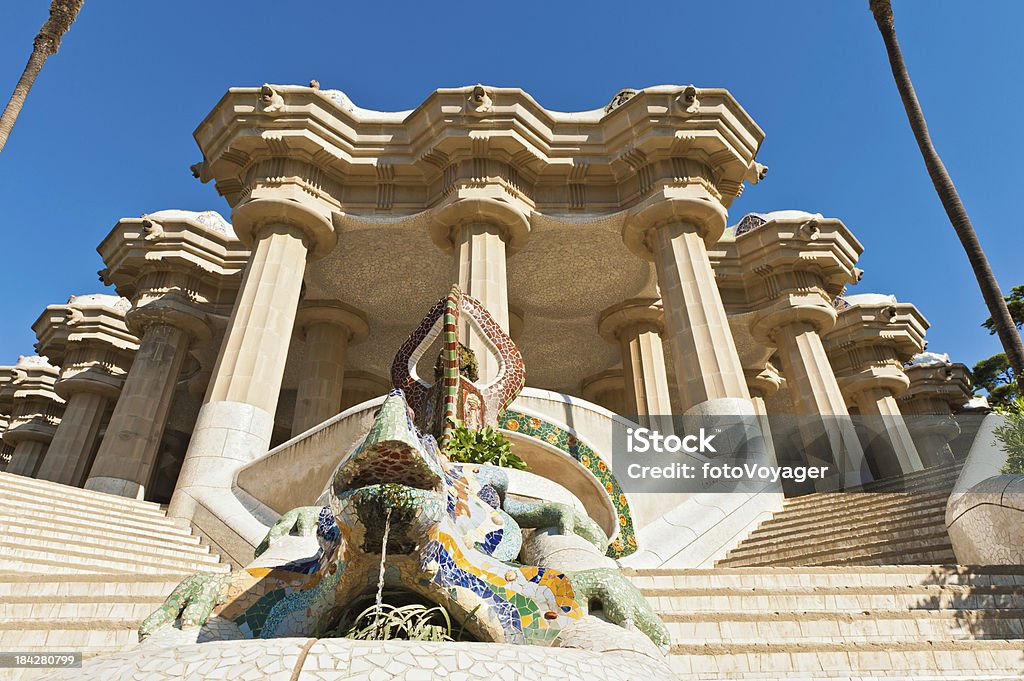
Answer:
[2,356,63,477]
[623,196,754,417]
[598,299,673,424]
[430,198,530,383]
[168,198,335,526]
[291,300,369,436]
[85,310,207,498]
[32,296,137,486]
[36,389,110,486]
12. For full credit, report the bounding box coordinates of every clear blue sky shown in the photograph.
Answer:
[0,1,1021,373]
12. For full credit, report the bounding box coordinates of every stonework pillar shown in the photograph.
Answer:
[86,319,198,498]
[824,295,928,478]
[339,372,391,411]
[623,196,753,417]
[291,300,369,435]
[746,363,783,466]
[84,209,248,499]
[899,354,973,466]
[32,295,137,486]
[598,299,672,422]
[168,198,335,523]
[430,198,530,383]
[2,356,63,478]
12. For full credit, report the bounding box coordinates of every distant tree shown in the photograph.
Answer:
[0,0,85,153]
[972,353,1017,407]
[869,0,1024,394]
[982,285,1024,335]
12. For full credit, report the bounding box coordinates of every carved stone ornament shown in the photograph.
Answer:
[259,84,285,113]
[141,216,165,241]
[677,84,701,114]
[605,88,638,113]
[467,84,493,114]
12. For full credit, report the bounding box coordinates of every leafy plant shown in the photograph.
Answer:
[342,602,453,642]
[445,423,527,470]
[994,397,1024,475]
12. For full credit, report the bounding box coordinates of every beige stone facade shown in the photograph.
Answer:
[0,83,977,544]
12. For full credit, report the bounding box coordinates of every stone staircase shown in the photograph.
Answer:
[717,462,962,568]
[626,565,1024,679]
[0,471,228,659]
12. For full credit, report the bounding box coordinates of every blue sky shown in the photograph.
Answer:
[0,0,1021,373]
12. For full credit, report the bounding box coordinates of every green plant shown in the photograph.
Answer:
[342,602,454,642]
[994,397,1024,475]
[445,423,527,470]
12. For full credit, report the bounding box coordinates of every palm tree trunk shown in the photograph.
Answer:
[0,0,85,153]
[870,0,1024,392]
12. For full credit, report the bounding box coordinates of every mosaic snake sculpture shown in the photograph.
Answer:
[139,389,668,652]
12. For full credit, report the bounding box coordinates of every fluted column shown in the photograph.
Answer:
[291,300,369,436]
[746,364,783,466]
[581,370,628,416]
[86,308,207,499]
[599,299,672,424]
[168,198,334,522]
[624,197,755,418]
[430,198,529,383]
[849,383,923,477]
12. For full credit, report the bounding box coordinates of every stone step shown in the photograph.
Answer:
[857,463,963,491]
[0,596,162,622]
[665,639,1024,678]
[723,523,952,563]
[774,489,950,516]
[0,540,229,576]
[625,566,1024,588]
[743,506,947,544]
[719,543,957,568]
[750,503,949,540]
[774,490,950,518]
[0,502,197,544]
[0,528,222,568]
[0,573,186,598]
[0,472,168,518]
[0,511,202,552]
[663,609,1024,644]
[640,584,1024,612]
[0,488,184,532]
[0,618,138,652]
[1,524,215,564]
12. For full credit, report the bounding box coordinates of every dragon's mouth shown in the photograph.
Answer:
[332,440,444,496]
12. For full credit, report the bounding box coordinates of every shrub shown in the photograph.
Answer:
[994,397,1024,475]
[445,423,527,470]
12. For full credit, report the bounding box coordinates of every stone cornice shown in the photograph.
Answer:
[294,300,370,343]
[901,361,973,407]
[825,298,928,363]
[192,84,765,216]
[597,298,665,342]
[98,212,250,306]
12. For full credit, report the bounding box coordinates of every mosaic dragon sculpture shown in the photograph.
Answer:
[139,287,669,659]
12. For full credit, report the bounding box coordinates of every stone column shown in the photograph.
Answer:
[2,356,63,478]
[824,295,927,478]
[623,197,753,417]
[36,389,110,486]
[291,300,369,436]
[598,299,673,424]
[0,415,14,472]
[746,364,783,466]
[168,198,335,523]
[430,198,530,383]
[32,296,137,487]
[581,370,628,416]
[85,308,208,498]
[339,372,391,411]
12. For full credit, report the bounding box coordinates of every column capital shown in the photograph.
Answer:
[295,299,369,343]
[32,295,139,400]
[232,197,336,259]
[900,354,973,411]
[623,187,729,258]
[127,298,213,343]
[428,196,531,255]
[598,298,664,343]
[1,356,63,447]
[749,295,838,344]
